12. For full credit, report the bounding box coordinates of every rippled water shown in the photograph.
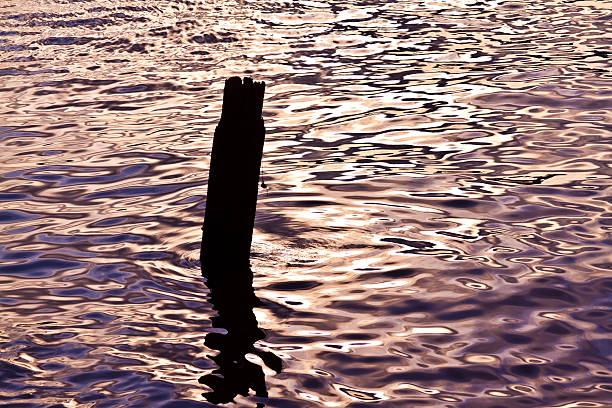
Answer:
[1,0,611,406]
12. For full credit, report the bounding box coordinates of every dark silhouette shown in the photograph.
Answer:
[201,76,265,279]
[199,276,282,406]
[199,77,281,405]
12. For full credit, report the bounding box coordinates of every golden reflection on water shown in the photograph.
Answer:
[0,0,611,406]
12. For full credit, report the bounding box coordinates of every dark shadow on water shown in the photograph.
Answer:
[199,269,282,407]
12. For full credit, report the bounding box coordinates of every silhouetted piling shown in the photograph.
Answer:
[201,76,265,282]
[199,77,279,405]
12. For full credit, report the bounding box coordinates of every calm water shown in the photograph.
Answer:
[1,0,611,407]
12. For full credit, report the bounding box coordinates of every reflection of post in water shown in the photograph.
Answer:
[200,277,282,405]
[199,77,281,405]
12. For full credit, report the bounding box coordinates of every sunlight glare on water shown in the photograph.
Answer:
[0,0,610,407]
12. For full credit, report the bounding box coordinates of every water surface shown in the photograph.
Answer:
[0,0,611,407]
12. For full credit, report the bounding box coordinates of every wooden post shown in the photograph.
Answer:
[201,77,266,282]
[199,78,280,404]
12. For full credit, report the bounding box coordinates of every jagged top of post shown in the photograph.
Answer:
[221,76,265,123]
